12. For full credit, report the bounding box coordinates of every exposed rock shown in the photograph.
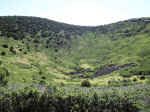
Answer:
[88,63,136,78]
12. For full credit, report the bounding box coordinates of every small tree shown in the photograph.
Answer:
[81,80,91,87]
[0,67,9,86]
[10,47,16,54]
[1,51,6,56]
[0,60,2,66]
[140,76,145,80]
[2,44,8,48]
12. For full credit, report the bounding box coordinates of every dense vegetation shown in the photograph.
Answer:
[0,91,139,112]
[1,16,150,111]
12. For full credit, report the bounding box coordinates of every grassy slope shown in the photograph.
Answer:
[0,16,150,88]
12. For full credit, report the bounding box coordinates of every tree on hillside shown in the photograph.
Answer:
[0,67,9,86]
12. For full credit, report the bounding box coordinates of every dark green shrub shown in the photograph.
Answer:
[39,80,47,85]
[39,69,43,75]
[108,80,111,85]
[54,49,58,52]
[0,60,2,65]
[81,80,91,87]
[1,51,6,56]
[2,44,8,48]
[133,77,137,82]
[41,76,46,80]
[24,51,27,54]
[134,70,150,75]
[9,47,16,54]
[19,48,22,51]
[0,90,140,112]
[140,75,145,80]
[0,67,9,85]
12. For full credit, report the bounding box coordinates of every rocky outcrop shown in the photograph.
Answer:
[69,63,136,79]
[88,63,136,78]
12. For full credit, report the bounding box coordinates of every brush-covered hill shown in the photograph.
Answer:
[0,16,150,87]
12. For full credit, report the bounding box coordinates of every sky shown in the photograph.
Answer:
[0,0,150,26]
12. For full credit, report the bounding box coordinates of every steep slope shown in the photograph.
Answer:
[0,16,150,87]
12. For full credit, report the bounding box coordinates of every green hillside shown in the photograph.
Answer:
[0,16,150,86]
[1,16,150,111]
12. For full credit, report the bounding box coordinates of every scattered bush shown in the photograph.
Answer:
[9,47,16,54]
[140,75,145,80]
[39,80,47,85]
[133,71,150,75]
[54,49,58,52]
[45,45,49,48]
[0,67,9,85]
[24,52,27,54]
[19,48,22,51]
[2,44,8,48]
[133,77,137,82]
[1,51,6,56]
[108,80,111,85]
[39,70,43,75]
[81,80,91,87]
[41,76,46,80]
[0,60,2,65]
